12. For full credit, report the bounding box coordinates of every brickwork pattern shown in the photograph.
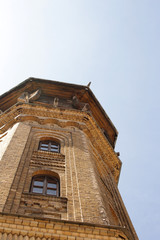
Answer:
[0,104,121,182]
[0,99,138,239]
[0,123,31,211]
[18,193,67,219]
[0,214,130,240]
[0,123,18,161]
[3,124,110,226]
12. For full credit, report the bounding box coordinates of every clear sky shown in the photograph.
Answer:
[0,1,160,239]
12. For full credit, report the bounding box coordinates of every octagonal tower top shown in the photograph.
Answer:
[0,77,118,148]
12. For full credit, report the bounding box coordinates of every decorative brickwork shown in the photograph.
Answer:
[0,79,138,240]
[0,213,132,240]
[0,123,31,212]
[0,104,121,183]
[18,193,67,219]
[30,151,65,171]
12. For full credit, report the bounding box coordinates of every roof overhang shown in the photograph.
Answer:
[0,78,118,148]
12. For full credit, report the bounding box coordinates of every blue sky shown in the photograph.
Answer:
[0,1,160,239]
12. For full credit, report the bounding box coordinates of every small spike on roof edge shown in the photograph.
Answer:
[87,82,91,88]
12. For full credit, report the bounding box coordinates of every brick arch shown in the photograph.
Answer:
[32,169,60,180]
[39,136,60,144]
[34,130,68,144]
[34,130,70,151]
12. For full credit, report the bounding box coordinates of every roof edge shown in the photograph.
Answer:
[0,77,118,145]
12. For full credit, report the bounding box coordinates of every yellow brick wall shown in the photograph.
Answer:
[0,213,130,240]
[3,123,111,225]
[0,119,138,239]
[0,123,31,211]
[0,123,18,161]
[0,84,138,240]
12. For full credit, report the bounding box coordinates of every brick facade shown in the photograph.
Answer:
[0,79,138,240]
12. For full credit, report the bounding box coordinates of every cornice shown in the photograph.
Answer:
[0,78,118,147]
[0,212,133,240]
[0,102,121,183]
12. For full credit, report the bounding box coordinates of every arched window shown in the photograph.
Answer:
[39,140,60,153]
[30,175,60,197]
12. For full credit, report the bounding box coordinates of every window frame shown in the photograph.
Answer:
[30,175,60,197]
[38,140,60,153]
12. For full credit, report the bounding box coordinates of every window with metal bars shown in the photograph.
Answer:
[39,140,60,153]
[30,175,60,197]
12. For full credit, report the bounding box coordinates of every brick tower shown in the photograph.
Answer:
[0,78,138,240]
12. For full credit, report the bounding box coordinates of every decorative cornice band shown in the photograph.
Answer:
[0,103,121,183]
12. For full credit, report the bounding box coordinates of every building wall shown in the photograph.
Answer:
[0,213,130,240]
[0,89,138,239]
[2,122,114,225]
[0,123,19,161]
[0,123,31,212]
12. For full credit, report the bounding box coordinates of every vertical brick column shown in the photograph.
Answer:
[70,129,106,224]
[0,123,31,211]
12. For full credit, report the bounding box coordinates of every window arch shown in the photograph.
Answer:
[38,140,60,153]
[30,175,60,197]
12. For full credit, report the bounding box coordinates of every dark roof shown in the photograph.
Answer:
[0,77,118,147]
